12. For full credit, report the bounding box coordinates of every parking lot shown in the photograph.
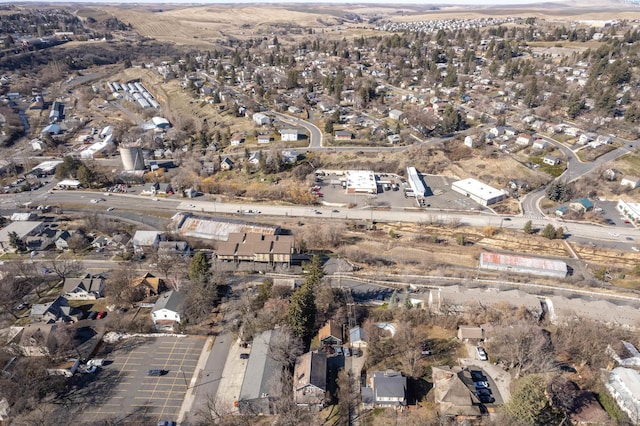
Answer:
[81,336,205,424]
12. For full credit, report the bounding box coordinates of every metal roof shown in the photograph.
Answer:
[480,251,567,272]
[239,330,283,401]
[170,212,279,241]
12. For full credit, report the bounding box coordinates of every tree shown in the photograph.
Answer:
[54,155,83,180]
[504,374,562,425]
[189,252,211,284]
[76,165,95,188]
[523,220,533,234]
[555,226,564,240]
[545,181,572,202]
[183,275,222,324]
[45,255,83,281]
[287,257,322,345]
[267,326,304,369]
[541,224,557,240]
[8,231,27,253]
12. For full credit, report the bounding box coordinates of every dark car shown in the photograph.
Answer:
[148,369,168,376]
[87,311,98,320]
[605,218,615,225]
[240,353,250,360]
[478,394,495,404]
[470,370,487,381]
[96,311,107,319]
[475,388,492,397]
[157,421,177,426]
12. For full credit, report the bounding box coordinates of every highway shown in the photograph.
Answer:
[31,189,640,245]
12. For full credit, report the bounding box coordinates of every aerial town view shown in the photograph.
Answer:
[2,0,640,424]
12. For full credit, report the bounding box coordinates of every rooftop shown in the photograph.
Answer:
[480,251,567,272]
[452,178,505,201]
[239,330,283,401]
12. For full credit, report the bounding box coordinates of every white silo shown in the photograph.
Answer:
[119,144,145,171]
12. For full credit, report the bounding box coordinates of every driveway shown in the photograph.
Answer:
[460,343,511,404]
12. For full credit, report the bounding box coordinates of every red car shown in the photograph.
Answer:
[96,311,107,319]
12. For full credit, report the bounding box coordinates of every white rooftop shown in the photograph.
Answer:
[452,178,504,201]
[345,170,377,193]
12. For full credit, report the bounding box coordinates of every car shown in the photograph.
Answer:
[478,394,495,404]
[503,217,512,221]
[315,211,322,214]
[475,388,492,397]
[147,369,168,376]
[13,303,27,311]
[344,347,351,357]
[157,421,177,426]
[87,359,105,367]
[240,353,250,360]
[470,370,487,381]
[335,346,343,356]
[626,236,634,241]
[332,209,340,213]
[605,218,615,225]
[87,311,98,320]
[476,346,488,361]
[474,381,490,388]
[632,247,639,252]
[96,311,107,319]
[106,207,115,212]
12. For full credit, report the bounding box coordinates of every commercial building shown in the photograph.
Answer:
[345,170,377,194]
[238,330,283,415]
[617,199,640,226]
[31,160,63,176]
[0,221,44,251]
[479,251,567,278]
[406,166,427,198]
[451,178,506,206]
[169,212,280,242]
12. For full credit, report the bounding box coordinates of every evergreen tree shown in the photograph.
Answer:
[541,224,557,240]
[8,231,27,253]
[189,252,211,284]
[523,220,533,234]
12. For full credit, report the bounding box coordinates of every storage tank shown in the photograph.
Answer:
[119,145,145,171]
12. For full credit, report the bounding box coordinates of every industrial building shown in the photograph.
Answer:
[119,144,146,171]
[169,212,280,241]
[345,170,377,194]
[80,134,114,159]
[479,251,567,278]
[451,178,505,206]
[31,160,63,176]
[617,199,640,226]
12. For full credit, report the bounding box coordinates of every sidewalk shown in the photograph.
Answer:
[177,336,214,424]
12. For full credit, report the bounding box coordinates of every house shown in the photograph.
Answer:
[432,366,481,417]
[253,113,270,126]
[230,134,245,146]
[334,130,354,140]
[11,212,37,221]
[543,155,561,166]
[184,188,198,198]
[515,134,533,146]
[141,182,159,195]
[215,233,295,264]
[41,124,62,135]
[0,221,45,252]
[220,157,234,170]
[555,205,569,217]
[488,126,505,138]
[387,134,401,144]
[318,320,343,346]
[158,240,191,257]
[457,326,484,342]
[9,323,59,356]
[281,150,299,163]
[621,176,640,189]
[151,291,185,331]
[604,168,621,181]
[91,236,108,249]
[30,296,77,323]
[569,198,594,213]
[238,330,283,415]
[156,183,173,195]
[605,367,640,424]
[532,139,547,150]
[130,273,165,298]
[293,351,327,408]
[388,109,405,121]
[257,134,271,144]
[54,230,72,251]
[280,129,299,142]
[248,151,261,165]
[463,135,475,148]
[371,370,407,406]
[132,230,162,254]
[63,274,105,300]
[349,326,367,348]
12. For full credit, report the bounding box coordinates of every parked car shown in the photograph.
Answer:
[87,359,105,367]
[335,346,343,355]
[344,347,351,357]
[470,370,486,381]
[87,311,98,320]
[147,369,168,376]
[476,346,488,361]
[158,421,177,426]
[475,388,492,397]
[96,311,107,319]
[474,381,490,389]
[478,394,495,404]
[240,353,249,360]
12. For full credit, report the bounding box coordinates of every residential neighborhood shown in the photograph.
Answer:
[0,2,640,426]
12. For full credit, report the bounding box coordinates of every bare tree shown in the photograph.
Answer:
[44,255,83,281]
[268,326,304,369]
[395,322,424,377]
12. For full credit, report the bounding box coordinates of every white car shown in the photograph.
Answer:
[474,381,490,388]
[106,207,115,211]
[632,247,639,252]
[476,346,488,361]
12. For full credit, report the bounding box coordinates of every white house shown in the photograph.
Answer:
[132,230,162,254]
[63,274,105,300]
[151,291,185,331]
[280,129,299,142]
[532,139,547,150]
[621,176,640,189]
[253,113,270,126]
[515,134,532,146]
[371,370,407,406]
[543,155,561,166]
[388,109,405,121]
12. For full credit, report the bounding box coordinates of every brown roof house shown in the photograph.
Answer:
[216,233,295,265]
[293,351,327,409]
[432,366,482,418]
[318,320,343,346]
[130,273,165,298]
[457,326,484,342]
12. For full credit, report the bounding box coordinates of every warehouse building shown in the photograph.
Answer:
[451,178,505,206]
[617,199,640,226]
[345,170,377,194]
[169,212,280,242]
[479,251,567,278]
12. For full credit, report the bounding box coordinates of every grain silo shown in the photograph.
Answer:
[119,144,145,171]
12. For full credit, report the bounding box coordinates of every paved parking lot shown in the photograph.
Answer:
[82,336,205,424]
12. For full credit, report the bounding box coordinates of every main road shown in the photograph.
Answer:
[37,189,640,244]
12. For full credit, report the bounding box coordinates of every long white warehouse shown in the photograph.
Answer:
[451,178,505,206]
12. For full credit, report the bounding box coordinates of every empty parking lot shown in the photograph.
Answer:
[81,336,205,424]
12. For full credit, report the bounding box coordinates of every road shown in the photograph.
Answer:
[271,111,323,148]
